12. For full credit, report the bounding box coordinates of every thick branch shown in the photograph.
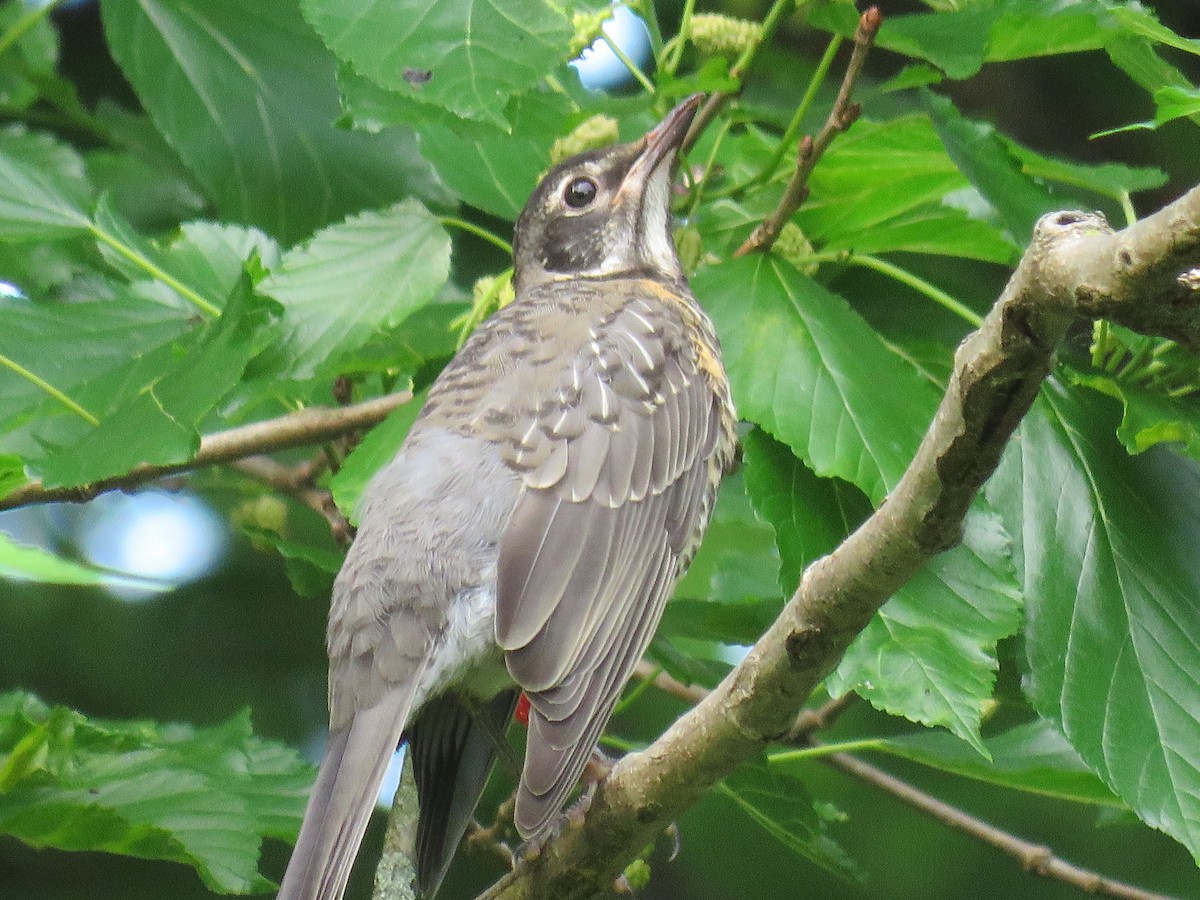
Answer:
[478,186,1200,900]
[0,392,411,512]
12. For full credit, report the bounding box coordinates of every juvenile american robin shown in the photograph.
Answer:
[278,94,737,900]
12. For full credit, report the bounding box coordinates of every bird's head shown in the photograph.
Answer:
[512,95,702,293]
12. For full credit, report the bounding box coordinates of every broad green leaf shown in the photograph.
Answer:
[719,759,862,883]
[329,392,424,523]
[101,0,451,244]
[0,531,150,587]
[1070,368,1200,464]
[341,300,467,381]
[924,91,1060,245]
[743,430,1022,752]
[821,203,1017,264]
[990,383,1200,862]
[85,150,206,235]
[756,115,1018,263]
[1109,5,1200,59]
[302,0,573,129]
[1105,34,1195,106]
[93,198,280,312]
[0,295,192,431]
[985,0,1110,61]
[1002,138,1167,201]
[1096,85,1200,136]
[741,430,868,597]
[33,279,274,487]
[829,509,1021,754]
[658,597,781,647]
[260,201,451,381]
[416,92,573,220]
[877,8,997,78]
[0,127,92,240]
[0,2,59,112]
[878,719,1123,808]
[696,254,939,504]
[797,116,970,244]
[0,692,312,893]
[676,472,782,607]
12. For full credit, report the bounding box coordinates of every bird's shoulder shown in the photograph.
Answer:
[421,275,716,427]
[418,274,735,504]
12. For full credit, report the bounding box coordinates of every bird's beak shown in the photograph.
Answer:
[617,94,703,203]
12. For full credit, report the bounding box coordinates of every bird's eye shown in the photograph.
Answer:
[563,176,598,209]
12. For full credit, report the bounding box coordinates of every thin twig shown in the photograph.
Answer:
[734,6,881,257]
[826,752,1181,900]
[632,659,707,704]
[0,391,412,512]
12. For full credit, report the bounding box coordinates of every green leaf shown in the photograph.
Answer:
[0,3,59,112]
[329,392,424,523]
[743,430,1022,752]
[829,509,1022,754]
[1096,85,1200,136]
[1108,5,1200,59]
[302,0,573,129]
[0,454,24,497]
[0,692,312,893]
[797,116,972,246]
[416,92,573,220]
[719,759,862,883]
[1002,138,1167,201]
[0,127,92,240]
[33,278,274,487]
[923,91,1060,245]
[241,526,344,599]
[990,382,1200,862]
[697,255,939,504]
[676,471,782,606]
[260,201,451,381]
[985,0,1110,61]
[741,429,868,597]
[878,719,1123,808]
[101,0,451,244]
[1069,367,1200,464]
[93,199,281,312]
[0,295,192,431]
[877,8,997,78]
[0,532,155,587]
[658,597,781,647]
[1105,33,1194,97]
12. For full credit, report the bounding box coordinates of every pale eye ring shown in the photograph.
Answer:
[563,176,598,209]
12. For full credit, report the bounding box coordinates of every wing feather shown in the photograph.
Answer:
[493,291,730,841]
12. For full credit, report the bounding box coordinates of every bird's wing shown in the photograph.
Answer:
[493,293,723,839]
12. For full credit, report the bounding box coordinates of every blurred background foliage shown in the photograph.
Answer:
[1,0,1200,898]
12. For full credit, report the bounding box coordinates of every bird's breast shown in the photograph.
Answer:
[411,583,511,713]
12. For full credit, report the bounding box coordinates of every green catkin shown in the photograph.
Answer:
[688,13,764,59]
[551,115,621,165]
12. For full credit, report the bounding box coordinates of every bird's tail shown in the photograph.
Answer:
[278,689,416,900]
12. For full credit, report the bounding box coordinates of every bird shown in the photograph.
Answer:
[277,93,737,900]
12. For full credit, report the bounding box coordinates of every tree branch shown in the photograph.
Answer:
[477,185,1200,900]
[826,752,1181,900]
[734,7,880,257]
[0,391,412,512]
